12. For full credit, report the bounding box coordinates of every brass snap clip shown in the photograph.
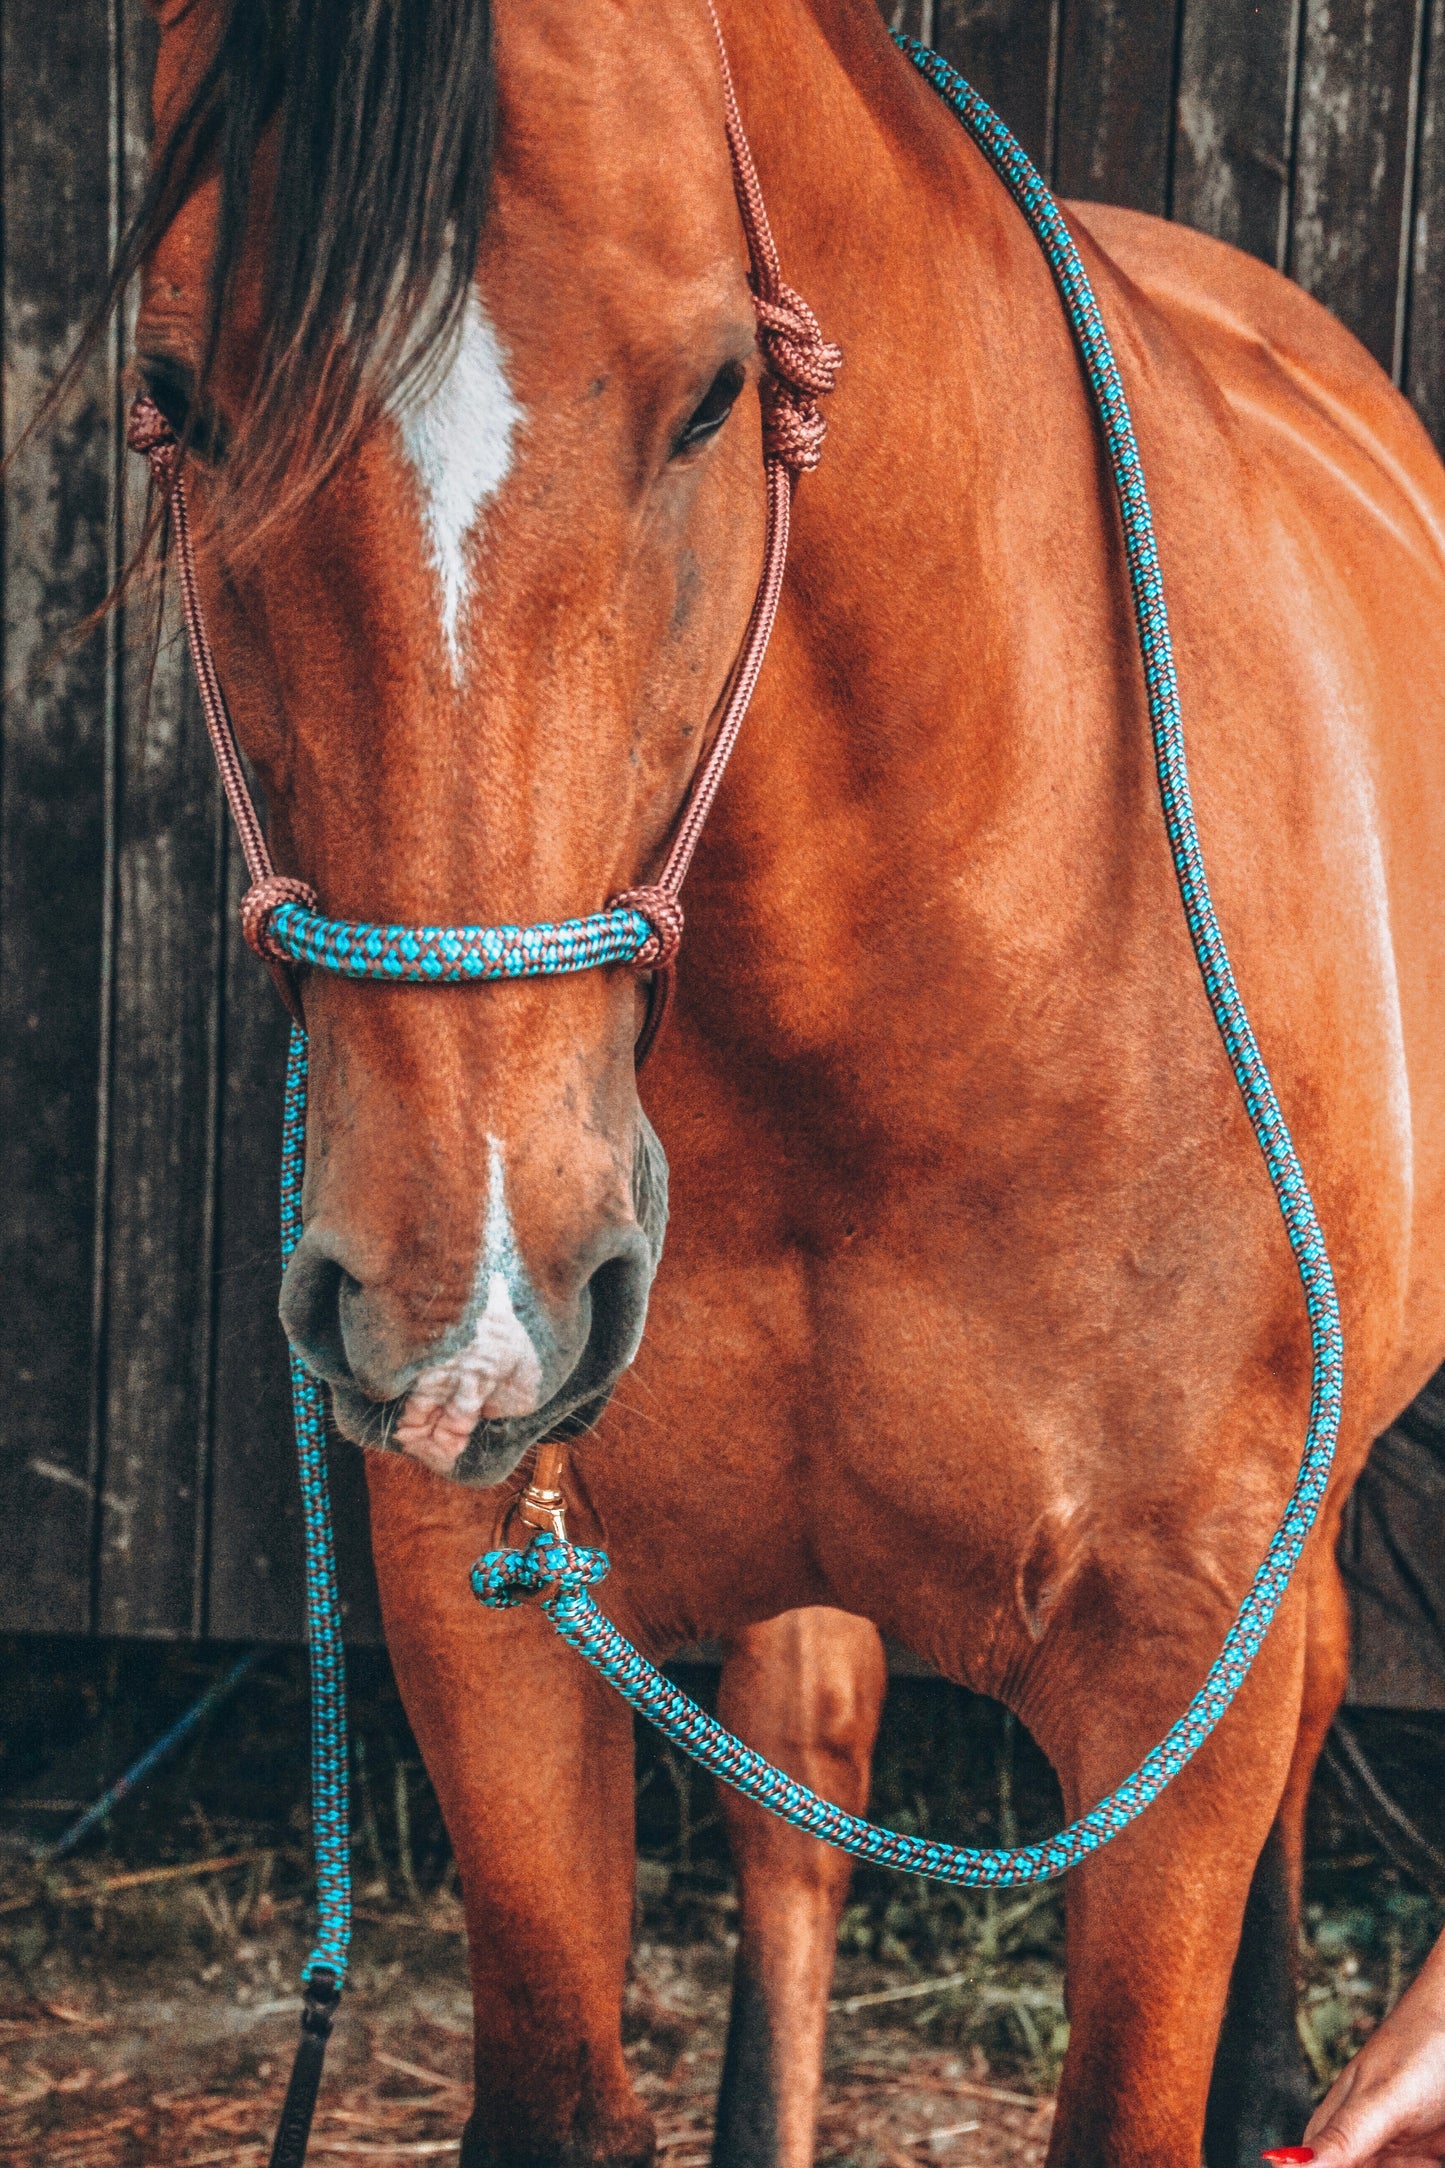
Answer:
[516,1441,570,1543]
[491,1441,572,1605]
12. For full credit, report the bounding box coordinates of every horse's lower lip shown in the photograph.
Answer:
[395,1427,470,1476]
[323,1372,594,1487]
[393,1394,487,1470]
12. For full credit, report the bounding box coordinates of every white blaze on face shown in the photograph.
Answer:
[394,1139,545,1476]
[396,285,523,677]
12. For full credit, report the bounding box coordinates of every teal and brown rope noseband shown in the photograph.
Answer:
[129,21,1342,2168]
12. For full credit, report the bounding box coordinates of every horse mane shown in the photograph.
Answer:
[117,0,495,535]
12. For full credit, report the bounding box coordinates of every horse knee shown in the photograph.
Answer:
[718,1608,886,1802]
[711,1611,885,2168]
[717,1610,884,1897]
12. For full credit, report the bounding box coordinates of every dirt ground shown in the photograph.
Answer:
[1,1646,1441,2167]
[0,1896,1055,2168]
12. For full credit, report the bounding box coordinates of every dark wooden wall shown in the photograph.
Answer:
[1,0,1442,1690]
[0,0,377,1644]
[891,0,1444,431]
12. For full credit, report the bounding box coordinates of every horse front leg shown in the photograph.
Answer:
[1204,1536,1352,2164]
[711,1609,888,2168]
[365,1455,653,2168]
[1036,1563,1309,2167]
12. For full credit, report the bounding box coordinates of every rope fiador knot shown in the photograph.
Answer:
[754,285,843,472]
[470,1532,612,1611]
[126,392,179,478]
[241,877,323,963]
[608,886,684,971]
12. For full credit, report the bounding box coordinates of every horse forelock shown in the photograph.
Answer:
[132,0,496,541]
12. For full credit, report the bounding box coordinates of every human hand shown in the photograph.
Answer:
[1282,1934,1445,2166]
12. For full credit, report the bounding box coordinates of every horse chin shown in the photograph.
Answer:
[326,1352,632,1488]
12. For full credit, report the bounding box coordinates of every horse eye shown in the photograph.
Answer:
[136,354,227,462]
[137,353,195,437]
[672,361,745,456]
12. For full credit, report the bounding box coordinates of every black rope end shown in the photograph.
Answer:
[267,1970,342,2168]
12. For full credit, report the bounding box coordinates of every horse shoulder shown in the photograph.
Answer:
[1065,200,1445,564]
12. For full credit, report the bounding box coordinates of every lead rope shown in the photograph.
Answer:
[470,41,1344,1885]
[125,13,834,2164]
[261,1026,349,2168]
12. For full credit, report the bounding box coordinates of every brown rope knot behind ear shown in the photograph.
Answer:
[755,287,843,472]
[127,392,180,479]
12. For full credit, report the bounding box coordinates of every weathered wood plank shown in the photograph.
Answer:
[95,637,224,1636]
[881,0,935,41]
[929,0,1059,173]
[0,0,120,1632]
[1290,0,1425,373]
[1403,0,1445,447]
[1053,0,1183,214]
[1172,0,1301,267]
[92,0,229,1639]
[332,1439,386,1645]
[205,894,305,1642]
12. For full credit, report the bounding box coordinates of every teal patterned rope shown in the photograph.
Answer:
[268,907,656,1987]
[268,899,653,983]
[281,1024,351,1985]
[469,42,1346,1885]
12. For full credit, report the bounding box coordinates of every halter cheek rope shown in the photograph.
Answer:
[128,22,1342,2164]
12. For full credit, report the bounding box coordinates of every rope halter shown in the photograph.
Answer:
[125,3,838,1057]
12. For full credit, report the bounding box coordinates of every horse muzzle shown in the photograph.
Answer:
[277,1109,670,1486]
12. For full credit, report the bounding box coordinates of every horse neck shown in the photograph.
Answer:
[692,0,1137,1086]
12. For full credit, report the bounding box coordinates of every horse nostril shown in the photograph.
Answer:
[278,1235,352,1383]
[277,1180,664,1468]
[552,1243,656,1431]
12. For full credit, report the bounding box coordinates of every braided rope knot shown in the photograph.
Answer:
[609,885,684,970]
[126,393,179,483]
[754,285,842,473]
[470,1533,612,1610]
[241,875,321,962]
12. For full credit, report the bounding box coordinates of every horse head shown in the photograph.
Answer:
[132,0,783,1482]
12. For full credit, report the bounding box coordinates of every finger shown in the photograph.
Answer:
[1308,2068,1360,2144]
[1306,2112,1445,2165]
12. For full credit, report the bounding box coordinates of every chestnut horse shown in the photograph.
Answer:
[121,0,1445,2161]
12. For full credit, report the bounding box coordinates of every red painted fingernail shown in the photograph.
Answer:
[1261,2151,1315,2163]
